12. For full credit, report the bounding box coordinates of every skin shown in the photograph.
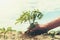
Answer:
[25,17,60,36]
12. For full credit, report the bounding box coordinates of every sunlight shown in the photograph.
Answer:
[0,0,60,32]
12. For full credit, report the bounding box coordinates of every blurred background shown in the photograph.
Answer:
[0,0,60,32]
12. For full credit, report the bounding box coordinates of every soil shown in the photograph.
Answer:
[0,32,60,40]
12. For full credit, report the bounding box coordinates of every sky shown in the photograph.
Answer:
[0,0,60,32]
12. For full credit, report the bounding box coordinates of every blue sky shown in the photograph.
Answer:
[0,0,60,32]
[38,10,60,24]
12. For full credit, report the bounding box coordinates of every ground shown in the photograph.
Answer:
[0,31,60,40]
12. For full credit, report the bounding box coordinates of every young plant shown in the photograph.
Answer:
[15,9,43,30]
[1,27,7,39]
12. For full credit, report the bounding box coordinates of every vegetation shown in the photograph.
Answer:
[0,27,17,38]
[0,27,22,40]
[15,9,43,29]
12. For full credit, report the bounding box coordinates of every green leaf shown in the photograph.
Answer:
[15,9,43,28]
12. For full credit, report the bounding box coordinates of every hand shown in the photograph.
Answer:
[25,17,60,36]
